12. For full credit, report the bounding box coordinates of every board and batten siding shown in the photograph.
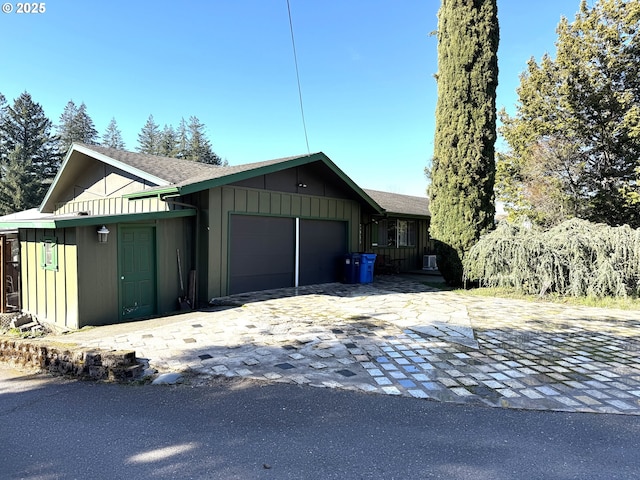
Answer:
[368,218,431,272]
[55,196,170,216]
[19,217,193,329]
[76,218,191,326]
[20,228,79,329]
[205,186,360,298]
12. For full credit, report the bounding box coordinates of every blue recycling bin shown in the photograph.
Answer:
[359,253,377,283]
[342,253,361,284]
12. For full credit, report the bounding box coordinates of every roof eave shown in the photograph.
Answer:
[123,187,180,200]
[0,209,196,230]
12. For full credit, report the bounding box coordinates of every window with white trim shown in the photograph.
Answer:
[372,219,416,247]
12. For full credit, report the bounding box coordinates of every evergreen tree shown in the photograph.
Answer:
[137,114,160,155]
[57,100,78,150]
[102,117,126,149]
[497,0,640,228]
[158,124,178,157]
[57,100,98,151]
[185,116,222,165]
[0,92,6,120]
[428,0,499,286]
[175,117,189,159]
[0,93,6,152]
[0,92,61,213]
[0,146,45,214]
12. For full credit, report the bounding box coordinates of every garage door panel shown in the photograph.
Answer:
[230,216,295,294]
[299,219,346,286]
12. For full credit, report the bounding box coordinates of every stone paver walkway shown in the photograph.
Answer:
[57,276,640,414]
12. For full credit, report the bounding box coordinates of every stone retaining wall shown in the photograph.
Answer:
[0,336,142,380]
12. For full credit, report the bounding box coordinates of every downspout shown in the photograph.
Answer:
[161,195,200,307]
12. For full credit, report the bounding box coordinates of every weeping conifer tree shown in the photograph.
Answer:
[464,219,640,298]
[428,0,499,286]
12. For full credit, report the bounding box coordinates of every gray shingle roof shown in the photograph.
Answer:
[364,189,430,217]
[78,143,221,185]
[170,154,317,188]
[80,144,317,188]
[69,145,428,217]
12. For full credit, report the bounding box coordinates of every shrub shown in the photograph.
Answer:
[464,218,640,297]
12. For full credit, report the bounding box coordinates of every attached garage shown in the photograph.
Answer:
[1,144,397,328]
[229,215,347,294]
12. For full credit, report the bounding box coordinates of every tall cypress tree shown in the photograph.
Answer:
[428,0,499,286]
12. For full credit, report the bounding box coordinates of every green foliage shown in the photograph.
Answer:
[0,147,48,214]
[428,0,499,286]
[137,115,222,165]
[498,0,640,228]
[185,116,222,165]
[464,219,640,298]
[137,114,160,155]
[0,91,60,214]
[57,100,98,151]
[102,117,126,149]
[158,124,178,157]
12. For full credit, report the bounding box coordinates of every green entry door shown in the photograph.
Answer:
[119,226,156,321]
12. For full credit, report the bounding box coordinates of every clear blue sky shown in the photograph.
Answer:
[1,0,587,197]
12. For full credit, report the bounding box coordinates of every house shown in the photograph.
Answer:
[362,189,433,273]
[0,143,431,329]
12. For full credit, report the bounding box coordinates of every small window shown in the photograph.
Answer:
[41,237,58,271]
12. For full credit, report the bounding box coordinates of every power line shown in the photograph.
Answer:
[286,0,310,155]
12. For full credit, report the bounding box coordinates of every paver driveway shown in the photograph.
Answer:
[58,276,640,414]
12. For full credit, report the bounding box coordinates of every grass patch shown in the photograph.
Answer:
[451,286,640,310]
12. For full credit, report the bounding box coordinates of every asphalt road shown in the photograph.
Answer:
[1,365,639,480]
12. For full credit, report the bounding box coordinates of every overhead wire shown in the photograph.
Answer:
[286,0,310,155]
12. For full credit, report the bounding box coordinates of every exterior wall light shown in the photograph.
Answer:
[297,183,307,188]
[97,225,110,244]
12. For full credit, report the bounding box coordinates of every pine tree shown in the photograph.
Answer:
[75,102,98,145]
[0,92,61,213]
[175,117,189,159]
[186,116,222,165]
[102,117,126,149]
[158,124,178,157]
[0,93,6,152]
[0,146,45,214]
[0,92,6,120]
[57,100,78,151]
[137,114,160,155]
[428,0,499,286]
[57,100,98,151]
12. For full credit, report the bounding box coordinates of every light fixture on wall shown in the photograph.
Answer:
[297,182,307,188]
[97,225,110,244]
